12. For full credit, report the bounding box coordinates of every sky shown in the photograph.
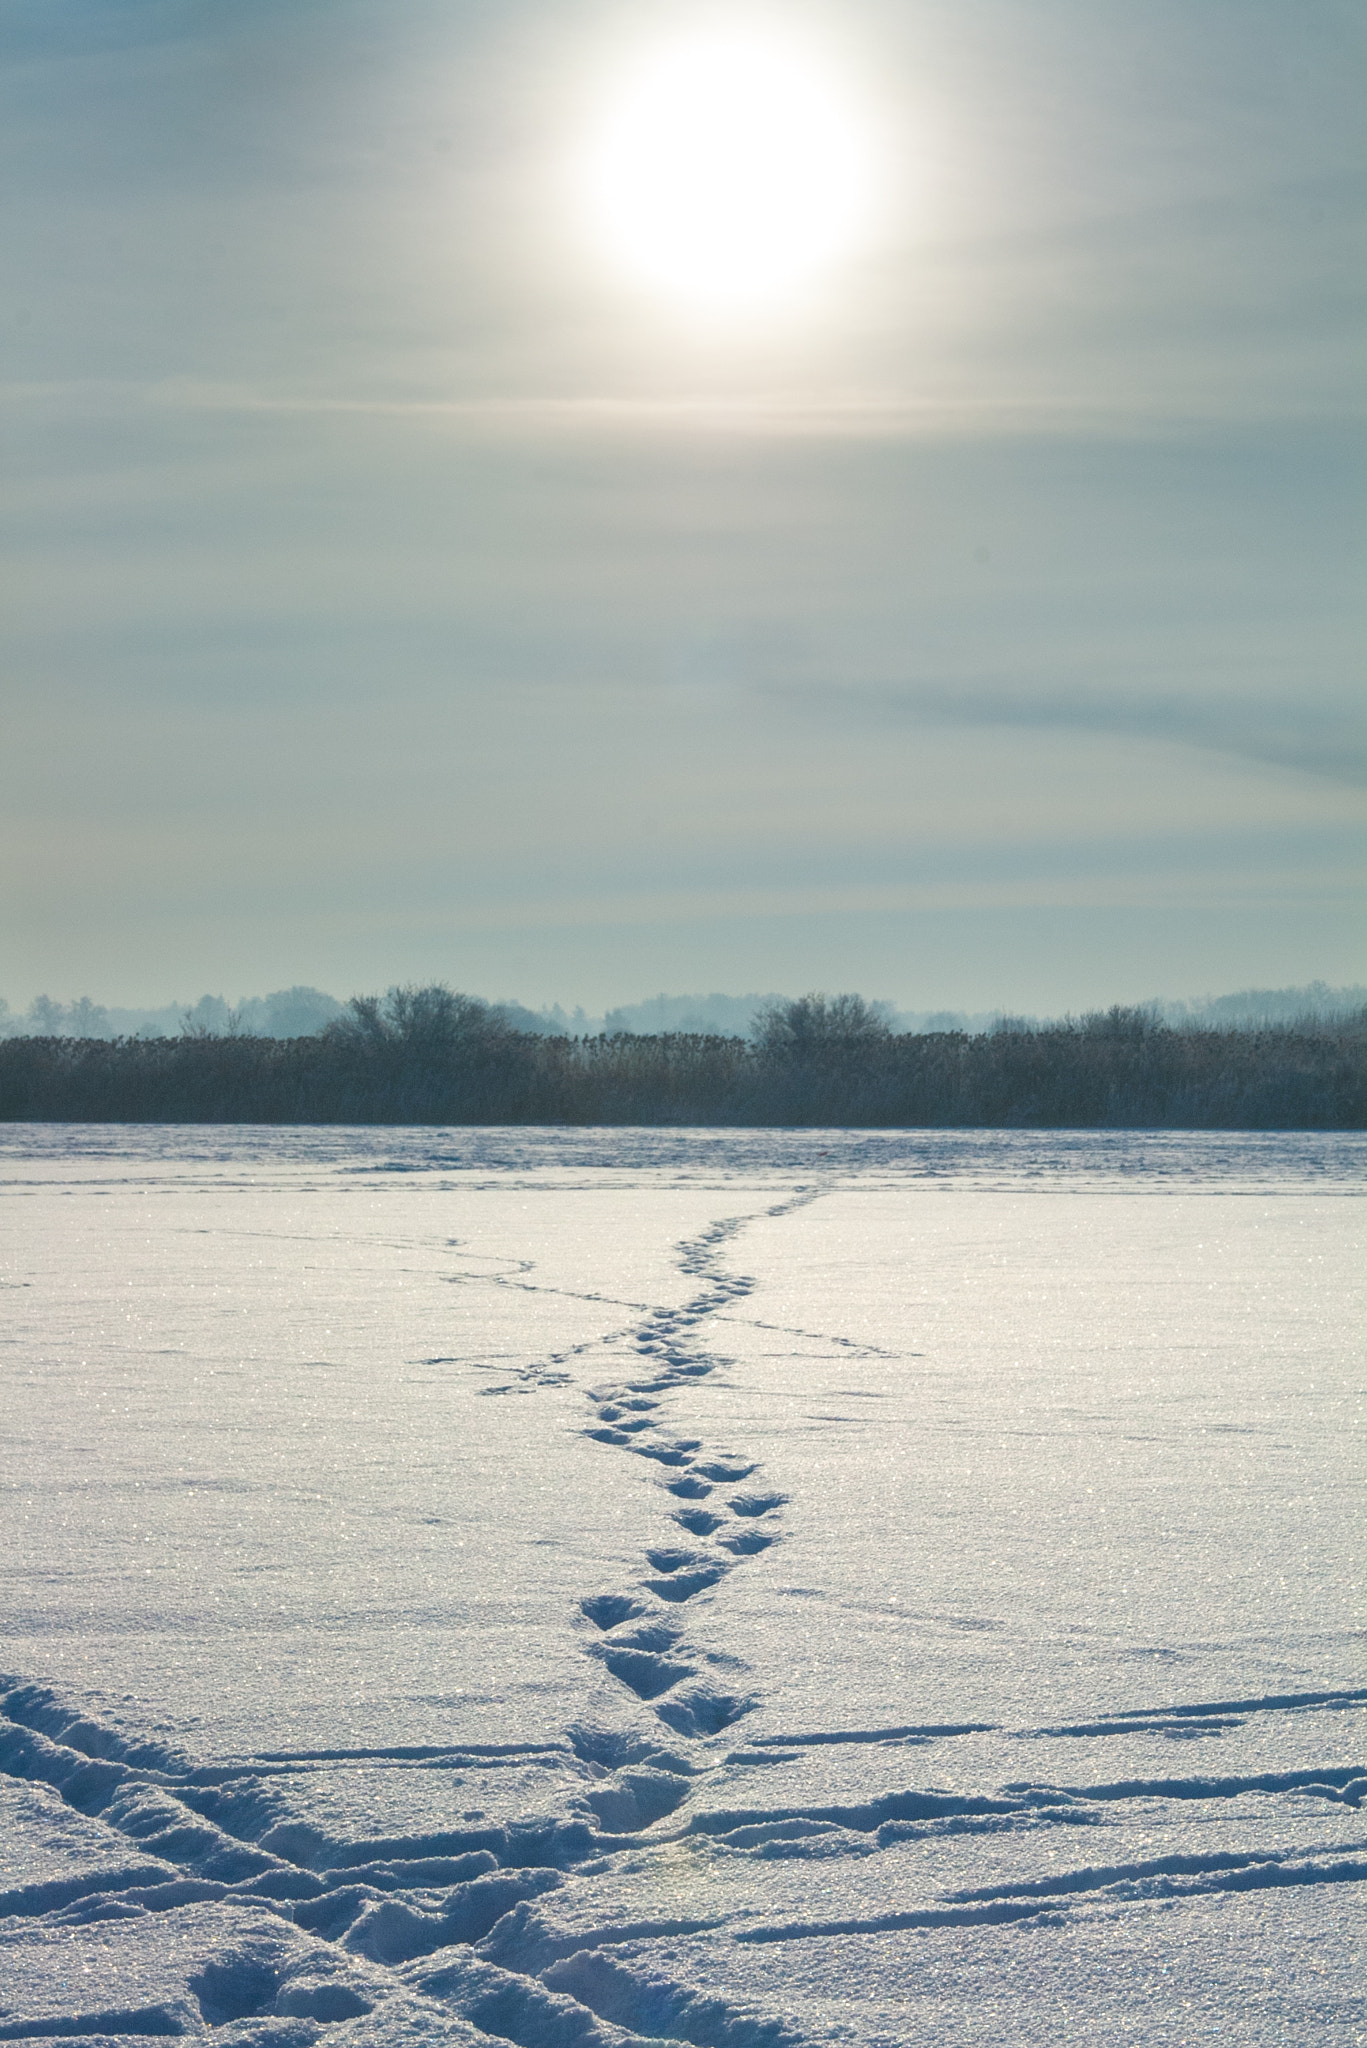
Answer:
[3,0,1364,1014]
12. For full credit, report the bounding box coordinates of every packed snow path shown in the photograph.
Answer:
[1,1127,1363,2044]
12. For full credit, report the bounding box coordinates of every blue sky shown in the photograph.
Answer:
[3,0,1363,1011]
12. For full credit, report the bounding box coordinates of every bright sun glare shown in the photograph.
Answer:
[580,27,873,316]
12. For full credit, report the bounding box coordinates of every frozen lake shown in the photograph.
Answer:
[1,1126,1363,2044]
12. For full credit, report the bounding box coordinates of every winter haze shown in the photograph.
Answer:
[2,0,1364,1011]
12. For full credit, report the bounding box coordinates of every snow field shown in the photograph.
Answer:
[0,1126,1362,2044]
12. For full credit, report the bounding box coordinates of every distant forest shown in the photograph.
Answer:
[3,978,1364,1043]
[1,987,1363,1129]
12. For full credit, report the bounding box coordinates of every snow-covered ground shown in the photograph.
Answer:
[1,1126,1362,2045]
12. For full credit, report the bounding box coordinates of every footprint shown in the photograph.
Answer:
[729,1491,786,1518]
[191,1952,282,2026]
[584,1770,691,1830]
[645,1547,710,1575]
[581,1594,647,1631]
[655,1685,757,1738]
[611,1621,684,1653]
[719,1530,776,1556]
[665,1475,713,1500]
[598,1645,697,1701]
[646,1564,730,1604]
[568,1724,689,1772]
[673,1509,723,1537]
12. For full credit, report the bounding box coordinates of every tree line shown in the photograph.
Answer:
[0,986,1362,1128]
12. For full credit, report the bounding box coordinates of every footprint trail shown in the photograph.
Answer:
[574,1193,822,1745]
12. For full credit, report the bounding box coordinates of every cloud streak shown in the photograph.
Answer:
[787,685,1367,790]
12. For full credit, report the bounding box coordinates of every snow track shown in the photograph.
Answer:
[1,1127,1363,2043]
[569,1193,823,1751]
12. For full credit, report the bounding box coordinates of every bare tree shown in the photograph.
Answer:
[752,992,892,1057]
[327,984,512,1055]
[26,995,66,1036]
[67,997,110,1039]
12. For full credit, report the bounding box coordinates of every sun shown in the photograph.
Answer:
[579,26,874,317]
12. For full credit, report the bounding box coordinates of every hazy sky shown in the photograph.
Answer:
[4,0,1363,1012]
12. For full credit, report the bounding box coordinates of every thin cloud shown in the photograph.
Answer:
[787,684,1367,791]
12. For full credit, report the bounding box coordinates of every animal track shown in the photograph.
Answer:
[665,1475,713,1500]
[569,1203,801,1731]
[729,1492,786,1518]
[597,1648,697,1701]
[580,1595,647,1632]
[656,1686,758,1740]
[673,1509,723,1537]
[644,1547,710,1575]
[646,1565,731,1604]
